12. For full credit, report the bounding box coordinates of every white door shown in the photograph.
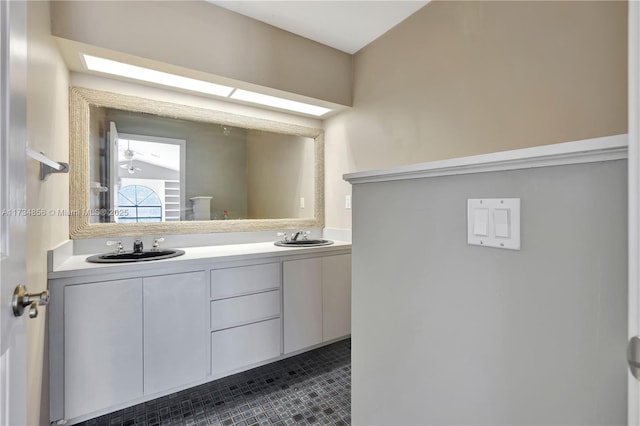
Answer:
[109,121,119,213]
[0,1,28,425]
[630,1,640,424]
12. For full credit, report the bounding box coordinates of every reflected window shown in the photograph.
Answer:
[118,185,162,222]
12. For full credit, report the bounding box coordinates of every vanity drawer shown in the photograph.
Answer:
[211,318,281,375]
[211,263,281,299]
[210,290,281,330]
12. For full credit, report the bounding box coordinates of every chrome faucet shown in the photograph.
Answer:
[277,231,310,242]
[290,231,310,241]
[133,239,144,254]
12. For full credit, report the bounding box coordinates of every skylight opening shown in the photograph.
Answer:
[82,55,234,97]
[230,89,332,117]
[82,54,332,117]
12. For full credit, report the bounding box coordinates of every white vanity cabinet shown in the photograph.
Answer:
[49,242,351,425]
[283,253,352,354]
[64,278,144,420]
[143,271,208,395]
[51,269,209,423]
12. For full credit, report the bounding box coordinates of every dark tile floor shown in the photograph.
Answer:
[80,339,351,426]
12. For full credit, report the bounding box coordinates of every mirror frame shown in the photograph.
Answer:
[69,86,324,239]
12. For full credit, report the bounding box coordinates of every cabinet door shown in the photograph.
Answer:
[283,258,322,353]
[322,254,352,341]
[143,271,209,395]
[64,279,143,419]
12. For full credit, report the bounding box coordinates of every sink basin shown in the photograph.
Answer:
[86,249,186,263]
[274,239,333,247]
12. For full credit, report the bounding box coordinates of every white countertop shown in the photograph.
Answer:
[49,240,352,280]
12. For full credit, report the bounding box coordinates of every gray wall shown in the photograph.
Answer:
[351,160,627,425]
[246,130,315,219]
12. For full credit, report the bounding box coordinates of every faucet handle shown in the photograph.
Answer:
[277,232,289,242]
[152,237,165,251]
[301,231,311,240]
[106,240,124,253]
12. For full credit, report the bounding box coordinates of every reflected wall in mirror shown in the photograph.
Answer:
[71,87,324,239]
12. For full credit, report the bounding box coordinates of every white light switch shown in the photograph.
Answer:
[345,195,352,209]
[467,199,520,250]
[473,208,489,236]
[300,197,305,209]
[494,208,510,238]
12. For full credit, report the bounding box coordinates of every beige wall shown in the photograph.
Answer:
[51,0,352,107]
[324,0,628,229]
[26,1,70,424]
[246,131,315,219]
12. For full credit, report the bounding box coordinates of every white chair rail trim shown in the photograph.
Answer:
[343,134,628,184]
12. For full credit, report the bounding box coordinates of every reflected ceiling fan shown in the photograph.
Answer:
[120,140,142,174]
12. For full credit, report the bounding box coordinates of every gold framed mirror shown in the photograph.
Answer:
[69,87,324,239]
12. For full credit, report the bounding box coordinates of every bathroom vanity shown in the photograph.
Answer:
[47,241,351,425]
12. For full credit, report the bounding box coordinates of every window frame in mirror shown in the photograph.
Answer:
[69,86,324,239]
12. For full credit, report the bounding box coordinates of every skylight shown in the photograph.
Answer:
[230,89,331,117]
[82,54,332,117]
[83,55,234,97]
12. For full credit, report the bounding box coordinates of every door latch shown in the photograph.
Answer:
[12,284,49,319]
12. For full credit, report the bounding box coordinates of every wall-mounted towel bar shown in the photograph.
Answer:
[26,148,69,180]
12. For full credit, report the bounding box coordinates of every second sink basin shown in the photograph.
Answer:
[86,249,186,263]
[274,239,333,247]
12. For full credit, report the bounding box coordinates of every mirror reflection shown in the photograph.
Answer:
[89,107,316,223]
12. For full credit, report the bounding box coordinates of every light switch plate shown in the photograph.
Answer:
[473,208,489,236]
[467,198,520,250]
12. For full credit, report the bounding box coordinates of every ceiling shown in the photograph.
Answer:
[206,1,430,54]
[118,137,181,172]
